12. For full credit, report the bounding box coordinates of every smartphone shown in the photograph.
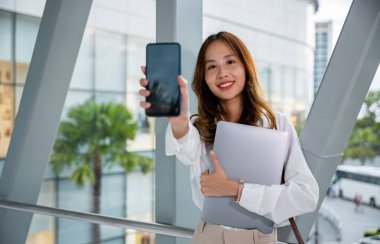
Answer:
[145,42,181,117]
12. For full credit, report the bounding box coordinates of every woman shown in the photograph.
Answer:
[139,31,319,244]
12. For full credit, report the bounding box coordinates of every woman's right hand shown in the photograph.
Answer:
[139,66,190,139]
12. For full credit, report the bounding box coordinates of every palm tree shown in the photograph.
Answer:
[50,100,153,243]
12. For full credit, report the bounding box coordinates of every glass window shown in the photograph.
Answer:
[70,29,95,90]
[126,169,156,244]
[5,3,156,244]
[0,11,14,159]
[0,83,14,158]
[126,36,151,93]
[0,11,12,85]
[126,94,155,151]
[95,31,126,92]
[295,69,307,111]
[100,174,125,240]
[61,90,92,119]
[125,36,155,151]
[95,91,124,104]
[26,214,55,244]
[94,0,126,10]
[283,67,294,98]
[27,180,56,244]
[258,66,272,100]
[126,171,154,220]
[269,64,283,111]
[282,67,296,115]
[57,179,92,243]
[126,93,144,127]
[58,219,92,243]
[15,14,40,85]
[15,85,23,114]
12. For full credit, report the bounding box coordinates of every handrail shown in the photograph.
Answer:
[0,200,292,243]
[0,200,194,239]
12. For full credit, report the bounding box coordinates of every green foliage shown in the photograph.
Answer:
[343,90,380,164]
[70,163,95,186]
[344,127,377,163]
[50,100,153,186]
[294,115,306,136]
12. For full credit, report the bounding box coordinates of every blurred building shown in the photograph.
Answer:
[314,20,333,96]
[0,0,317,243]
[204,0,318,123]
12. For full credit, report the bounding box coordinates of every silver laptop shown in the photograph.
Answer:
[201,121,290,233]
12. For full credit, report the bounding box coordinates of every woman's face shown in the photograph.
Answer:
[204,40,246,103]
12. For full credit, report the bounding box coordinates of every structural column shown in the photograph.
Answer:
[0,0,92,243]
[155,0,203,244]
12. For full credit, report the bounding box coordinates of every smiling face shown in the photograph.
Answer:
[191,31,277,144]
[204,40,246,105]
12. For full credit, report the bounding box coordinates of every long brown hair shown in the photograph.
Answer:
[191,31,277,144]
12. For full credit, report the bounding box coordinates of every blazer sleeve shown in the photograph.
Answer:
[238,114,319,224]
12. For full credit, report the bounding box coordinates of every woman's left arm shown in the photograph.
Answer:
[239,115,319,224]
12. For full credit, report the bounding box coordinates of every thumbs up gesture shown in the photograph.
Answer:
[200,151,239,197]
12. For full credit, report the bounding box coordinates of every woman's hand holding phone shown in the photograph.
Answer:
[139,66,190,139]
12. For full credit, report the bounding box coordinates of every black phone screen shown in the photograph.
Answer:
[145,43,181,117]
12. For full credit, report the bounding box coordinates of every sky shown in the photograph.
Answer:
[315,0,380,91]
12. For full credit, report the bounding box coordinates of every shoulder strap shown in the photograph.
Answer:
[289,217,304,244]
[281,170,305,244]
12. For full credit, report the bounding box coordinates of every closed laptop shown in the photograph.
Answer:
[201,121,290,233]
